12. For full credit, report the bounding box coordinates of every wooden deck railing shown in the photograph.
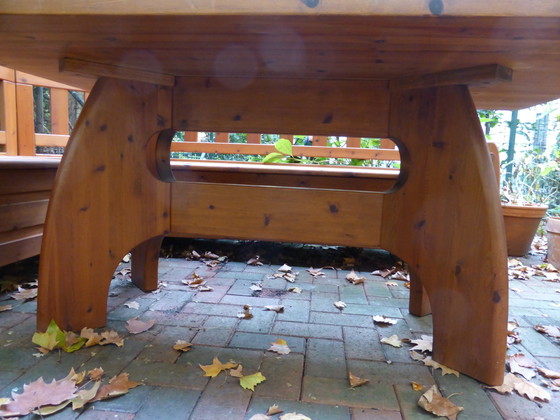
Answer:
[1,66,400,165]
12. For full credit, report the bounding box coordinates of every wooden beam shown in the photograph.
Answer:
[61,57,176,87]
[173,77,390,137]
[35,133,69,147]
[15,83,35,156]
[170,182,384,248]
[16,71,85,91]
[391,64,513,91]
[1,81,18,155]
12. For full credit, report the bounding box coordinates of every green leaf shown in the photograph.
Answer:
[262,152,285,164]
[62,337,87,353]
[274,138,293,155]
[239,372,266,391]
[32,320,66,350]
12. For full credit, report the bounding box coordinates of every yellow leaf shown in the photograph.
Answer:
[173,340,193,352]
[411,382,424,391]
[199,357,238,378]
[380,335,402,348]
[71,381,100,410]
[32,320,66,351]
[32,400,71,416]
[268,339,291,355]
[348,372,369,388]
[423,357,460,377]
[92,373,142,402]
[99,330,124,347]
[240,372,266,391]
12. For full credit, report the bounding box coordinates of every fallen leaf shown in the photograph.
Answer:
[279,413,312,420]
[238,305,254,320]
[423,357,460,377]
[508,353,537,368]
[268,338,291,355]
[334,301,347,310]
[380,335,402,348]
[307,267,325,277]
[122,253,131,263]
[538,367,560,379]
[508,359,536,380]
[250,283,263,292]
[249,415,271,420]
[264,305,285,313]
[409,351,426,362]
[514,376,551,402]
[411,382,424,391]
[391,270,410,281]
[99,330,124,347]
[385,281,398,287]
[198,285,213,292]
[125,318,155,334]
[32,401,71,416]
[278,264,292,272]
[418,385,463,420]
[32,320,66,351]
[204,251,220,260]
[283,273,297,283]
[0,376,77,417]
[240,372,266,391]
[70,381,100,410]
[11,287,38,301]
[92,373,142,402]
[229,365,244,378]
[372,315,398,325]
[348,372,369,388]
[535,324,560,339]
[0,304,12,312]
[185,250,201,260]
[371,267,395,278]
[124,301,140,310]
[80,327,102,347]
[487,372,519,394]
[173,340,193,352]
[410,335,433,353]
[346,270,365,285]
[288,287,302,294]
[247,256,263,266]
[87,367,105,381]
[266,404,283,415]
[199,357,238,378]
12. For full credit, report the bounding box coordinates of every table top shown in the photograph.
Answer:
[1,1,560,109]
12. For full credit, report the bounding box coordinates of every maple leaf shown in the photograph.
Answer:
[32,320,66,351]
[423,357,459,377]
[268,338,291,355]
[346,270,365,285]
[247,256,263,266]
[126,318,155,334]
[62,331,87,353]
[71,381,100,410]
[229,364,244,378]
[92,373,142,402]
[409,351,426,362]
[266,404,283,415]
[124,301,140,309]
[418,385,463,420]
[348,372,369,388]
[372,315,398,325]
[88,367,105,381]
[11,287,38,301]
[538,367,560,379]
[371,267,395,278]
[535,324,560,339]
[173,340,193,352]
[0,304,12,312]
[307,268,325,277]
[80,327,102,347]
[508,353,536,368]
[380,335,402,348]
[410,335,433,353]
[508,359,536,380]
[199,357,238,378]
[264,305,284,313]
[240,372,266,391]
[0,377,77,417]
[279,413,312,420]
[99,330,125,347]
[514,377,551,402]
[333,301,347,310]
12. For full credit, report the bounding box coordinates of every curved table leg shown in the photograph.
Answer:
[131,236,165,292]
[38,78,171,331]
[381,85,508,385]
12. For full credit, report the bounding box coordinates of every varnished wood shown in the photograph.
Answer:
[37,78,172,331]
[170,182,384,248]
[49,88,69,135]
[0,80,18,155]
[381,85,507,385]
[16,71,86,91]
[131,237,164,292]
[15,83,35,156]
[172,77,390,137]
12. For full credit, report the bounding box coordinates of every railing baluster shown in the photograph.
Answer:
[50,88,69,135]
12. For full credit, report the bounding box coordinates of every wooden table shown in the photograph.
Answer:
[2,1,560,386]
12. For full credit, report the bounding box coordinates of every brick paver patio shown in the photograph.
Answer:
[1,249,559,419]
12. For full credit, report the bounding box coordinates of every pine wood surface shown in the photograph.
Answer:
[0,4,559,109]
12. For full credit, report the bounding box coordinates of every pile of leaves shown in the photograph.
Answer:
[0,368,140,417]
[199,357,266,391]
[184,249,227,267]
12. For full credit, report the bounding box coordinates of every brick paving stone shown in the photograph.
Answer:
[87,384,151,414]
[10,300,36,314]
[276,298,310,323]
[227,278,258,296]
[273,321,343,340]
[78,409,135,419]
[372,297,410,309]
[0,347,41,371]
[0,370,23,393]
[347,360,435,387]
[400,311,433,334]
[236,309,276,334]
[254,352,304,400]
[376,322,417,363]
[191,285,230,303]
[394,385,436,420]
[351,408,402,420]
[125,359,208,390]
[434,373,503,420]
[310,311,374,328]
[222,261,248,272]
[192,315,238,347]
[0,310,31,329]
[246,396,352,420]
[141,310,207,328]
[221,294,282,308]
[215,270,266,281]
[343,326,385,361]
[243,264,273,273]
[107,297,157,321]
[310,291,340,313]
[182,301,240,317]
[343,302,403,318]
[149,290,194,312]
[178,346,264,372]
[517,327,560,358]
[136,325,197,363]
[309,283,339,293]
[302,376,399,410]
[340,284,368,304]
[77,337,146,377]
[535,355,560,371]
[363,281,394,298]
[261,276,289,290]
[305,338,346,379]
[135,387,200,420]
[229,332,306,354]
[488,387,560,420]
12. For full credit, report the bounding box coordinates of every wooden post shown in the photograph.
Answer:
[0,80,18,155]
[50,88,69,135]
[37,78,172,331]
[15,83,35,155]
[381,85,508,385]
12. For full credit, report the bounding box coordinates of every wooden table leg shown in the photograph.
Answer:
[37,78,171,331]
[381,85,508,385]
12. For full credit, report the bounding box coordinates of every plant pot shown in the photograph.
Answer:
[502,203,548,257]
[546,217,560,269]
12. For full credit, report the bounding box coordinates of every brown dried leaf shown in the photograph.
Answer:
[279,413,312,420]
[185,250,201,260]
[250,283,263,292]
[0,376,77,417]
[508,359,536,380]
[11,287,38,301]
[92,373,142,402]
[371,267,395,278]
[538,367,560,379]
[423,357,460,377]
[535,324,560,338]
[99,330,124,347]
[307,267,325,277]
[278,264,292,272]
[372,315,398,325]
[418,385,463,420]
[333,301,347,310]
[348,372,369,388]
[70,381,100,410]
[238,305,254,319]
[123,301,140,310]
[247,256,263,266]
[409,351,426,362]
[80,327,102,347]
[229,364,244,378]
[266,404,283,415]
[410,335,433,353]
[264,305,285,313]
[268,338,291,355]
[514,376,551,402]
[487,373,519,394]
[508,353,537,368]
[288,287,302,294]
[125,318,155,334]
[204,251,220,260]
[385,281,399,287]
[88,367,105,381]
[0,304,12,312]
[249,414,271,420]
[346,270,365,285]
